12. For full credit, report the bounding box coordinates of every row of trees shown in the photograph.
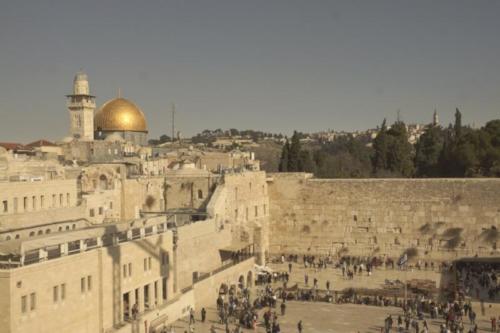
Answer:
[278,110,500,178]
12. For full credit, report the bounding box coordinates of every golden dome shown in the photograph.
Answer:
[94,98,147,132]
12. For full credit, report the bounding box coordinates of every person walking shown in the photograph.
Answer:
[189,308,195,325]
[280,302,286,316]
[297,320,303,333]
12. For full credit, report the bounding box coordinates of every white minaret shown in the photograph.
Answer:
[66,71,96,140]
[433,109,439,126]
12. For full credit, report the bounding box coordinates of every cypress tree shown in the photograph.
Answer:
[278,139,290,172]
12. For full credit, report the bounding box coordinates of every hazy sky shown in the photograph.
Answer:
[0,0,499,143]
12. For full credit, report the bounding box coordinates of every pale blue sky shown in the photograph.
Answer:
[0,0,499,142]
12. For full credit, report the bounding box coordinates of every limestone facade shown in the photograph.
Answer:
[267,173,500,261]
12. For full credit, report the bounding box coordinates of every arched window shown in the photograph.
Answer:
[99,175,108,190]
[15,234,20,239]
[45,229,51,234]
[37,230,43,235]
[29,231,35,237]
[5,235,11,241]
[198,189,203,199]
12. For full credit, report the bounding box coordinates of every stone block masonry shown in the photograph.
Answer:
[268,173,500,261]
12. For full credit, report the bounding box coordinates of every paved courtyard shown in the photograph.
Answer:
[172,301,494,332]
[170,262,498,332]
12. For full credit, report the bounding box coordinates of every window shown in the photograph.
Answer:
[81,277,86,293]
[148,257,152,270]
[61,284,66,300]
[32,196,36,210]
[89,209,95,217]
[21,295,27,313]
[30,293,36,311]
[53,286,59,303]
[249,182,252,190]
[161,252,169,266]
[144,258,148,271]
[13,198,18,213]
[59,194,63,206]
[254,206,258,217]
[37,230,43,235]
[23,197,28,210]
[99,207,103,215]
[123,264,127,278]
[109,201,113,209]
[29,231,35,237]
[263,204,267,215]
[128,263,132,276]
[66,193,70,206]
[52,194,56,207]
[2,200,7,213]
[5,235,11,241]
[246,208,249,221]
[197,190,203,199]
[40,195,45,208]
[87,276,92,291]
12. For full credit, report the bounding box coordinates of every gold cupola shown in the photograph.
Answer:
[94,97,148,133]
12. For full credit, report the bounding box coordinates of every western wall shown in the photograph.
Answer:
[267,173,500,261]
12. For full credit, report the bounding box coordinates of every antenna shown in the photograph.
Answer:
[171,103,176,142]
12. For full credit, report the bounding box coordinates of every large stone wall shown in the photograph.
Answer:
[268,173,500,261]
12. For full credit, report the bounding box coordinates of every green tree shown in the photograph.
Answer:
[278,140,290,172]
[288,131,301,172]
[372,119,390,175]
[386,121,415,177]
[415,125,445,177]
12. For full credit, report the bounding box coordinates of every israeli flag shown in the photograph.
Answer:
[398,253,408,267]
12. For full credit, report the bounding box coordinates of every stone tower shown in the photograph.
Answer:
[66,71,96,140]
[433,109,439,126]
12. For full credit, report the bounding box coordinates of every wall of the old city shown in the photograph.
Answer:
[268,173,500,261]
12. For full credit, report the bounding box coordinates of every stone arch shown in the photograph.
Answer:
[219,283,229,295]
[247,270,253,288]
[29,231,35,237]
[5,235,11,241]
[37,230,43,235]
[45,229,51,234]
[99,174,108,190]
[197,189,203,199]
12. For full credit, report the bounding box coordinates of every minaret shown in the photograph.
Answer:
[66,71,96,140]
[433,109,439,126]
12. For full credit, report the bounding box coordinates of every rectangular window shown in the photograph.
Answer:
[40,195,45,208]
[254,205,258,217]
[2,200,7,213]
[13,198,18,213]
[21,295,27,313]
[30,293,36,311]
[99,207,103,215]
[59,194,63,206]
[109,201,113,209]
[52,194,56,207]
[128,263,132,276]
[81,277,86,293]
[144,258,147,271]
[89,209,95,217]
[123,264,127,278]
[148,257,152,270]
[263,204,267,215]
[87,276,92,291]
[61,283,66,300]
[32,196,36,210]
[66,193,70,206]
[23,197,28,210]
[53,285,59,303]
